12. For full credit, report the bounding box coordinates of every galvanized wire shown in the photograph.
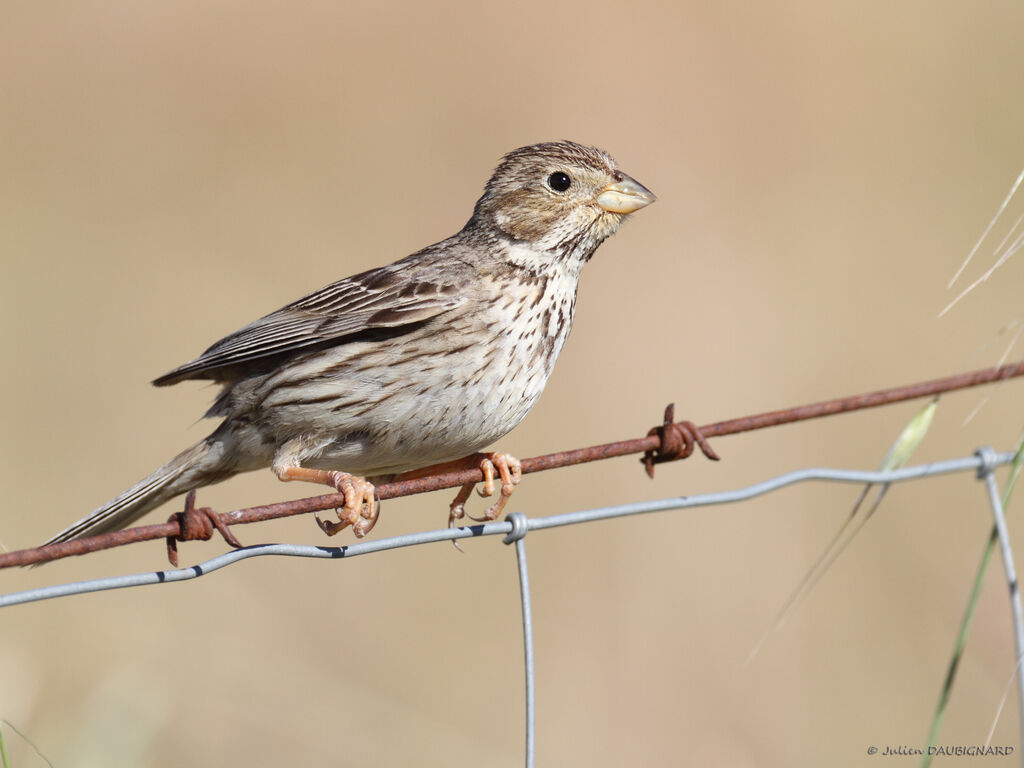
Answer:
[504,512,535,768]
[976,447,1024,750]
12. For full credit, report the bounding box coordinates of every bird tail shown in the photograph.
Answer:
[41,437,234,546]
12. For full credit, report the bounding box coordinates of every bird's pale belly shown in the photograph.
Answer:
[243,283,575,477]
[273,349,549,476]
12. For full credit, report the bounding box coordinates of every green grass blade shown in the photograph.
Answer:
[0,721,54,768]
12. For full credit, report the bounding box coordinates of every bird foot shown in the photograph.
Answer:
[274,464,379,538]
[448,452,522,527]
[314,472,380,537]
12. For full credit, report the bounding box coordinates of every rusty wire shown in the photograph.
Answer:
[2,360,1022,569]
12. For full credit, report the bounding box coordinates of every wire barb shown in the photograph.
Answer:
[166,490,243,567]
[642,403,721,478]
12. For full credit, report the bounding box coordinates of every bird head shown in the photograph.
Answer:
[471,141,656,262]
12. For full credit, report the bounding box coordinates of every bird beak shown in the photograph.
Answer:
[596,175,657,214]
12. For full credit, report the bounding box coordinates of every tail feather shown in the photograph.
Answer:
[42,438,229,546]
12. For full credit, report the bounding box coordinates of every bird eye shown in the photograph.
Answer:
[547,171,572,192]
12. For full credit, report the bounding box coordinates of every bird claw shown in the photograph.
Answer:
[315,472,379,537]
[447,452,522,527]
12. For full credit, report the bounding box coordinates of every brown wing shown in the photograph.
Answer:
[153,256,467,386]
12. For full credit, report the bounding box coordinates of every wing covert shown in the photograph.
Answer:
[153,264,465,386]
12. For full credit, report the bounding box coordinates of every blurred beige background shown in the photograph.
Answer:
[2,1,1024,765]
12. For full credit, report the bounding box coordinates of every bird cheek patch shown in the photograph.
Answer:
[493,190,556,242]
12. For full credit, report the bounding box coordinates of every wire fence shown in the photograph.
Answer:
[2,448,1021,766]
[3,362,1024,767]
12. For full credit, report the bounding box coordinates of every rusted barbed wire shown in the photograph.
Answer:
[3,360,1023,569]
